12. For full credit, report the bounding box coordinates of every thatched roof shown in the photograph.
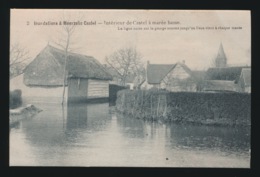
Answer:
[203,80,238,92]
[205,66,250,82]
[24,45,112,86]
[66,52,112,80]
[147,62,193,84]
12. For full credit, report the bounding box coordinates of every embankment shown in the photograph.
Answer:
[116,90,251,126]
[10,104,42,125]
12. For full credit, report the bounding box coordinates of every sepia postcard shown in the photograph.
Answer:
[9,9,251,167]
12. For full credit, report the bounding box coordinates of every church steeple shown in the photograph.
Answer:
[215,43,227,67]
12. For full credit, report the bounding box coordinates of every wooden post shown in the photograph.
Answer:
[150,94,152,116]
[164,94,167,118]
[142,90,144,106]
[132,94,136,117]
[157,94,161,117]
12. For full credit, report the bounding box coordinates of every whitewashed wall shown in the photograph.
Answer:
[10,74,68,103]
[87,79,109,98]
[162,64,196,92]
[164,64,190,81]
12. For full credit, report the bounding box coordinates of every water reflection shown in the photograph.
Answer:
[116,114,145,139]
[10,102,250,167]
[20,103,112,145]
[66,102,111,130]
[65,102,111,143]
[167,123,250,154]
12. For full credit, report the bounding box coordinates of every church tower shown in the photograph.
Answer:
[215,43,227,67]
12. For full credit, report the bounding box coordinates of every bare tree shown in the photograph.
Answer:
[52,11,83,105]
[10,43,30,79]
[133,64,146,89]
[105,47,144,86]
[56,20,76,106]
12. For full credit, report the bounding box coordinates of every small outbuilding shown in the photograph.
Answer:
[66,52,112,102]
[11,45,112,103]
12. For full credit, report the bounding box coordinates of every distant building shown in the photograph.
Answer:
[215,43,227,68]
[204,66,251,93]
[141,61,196,92]
[237,68,251,93]
[205,66,249,81]
[10,45,112,103]
[202,80,238,92]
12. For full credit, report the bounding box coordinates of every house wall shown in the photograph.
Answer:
[87,79,109,98]
[166,64,190,80]
[164,82,197,92]
[161,64,196,92]
[68,78,89,102]
[126,83,134,90]
[237,73,243,92]
[140,79,153,90]
[245,86,251,93]
[237,74,250,93]
[238,73,251,93]
[10,74,68,104]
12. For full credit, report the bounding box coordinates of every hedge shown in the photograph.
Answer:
[115,90,251,126]
[10,89,22,109]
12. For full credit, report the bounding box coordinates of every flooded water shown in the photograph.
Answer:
[10,102,250,167]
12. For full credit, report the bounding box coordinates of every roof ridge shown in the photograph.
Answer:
[147,63,177,84]
[158,64,176,83]
[149,63,175,66]
[46,44,93,59]
[45,45,63,67]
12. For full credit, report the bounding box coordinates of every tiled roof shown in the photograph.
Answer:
[206,66,250,82]
[147,62,193,84]
[147,64,176,84]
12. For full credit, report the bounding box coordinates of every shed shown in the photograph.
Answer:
[19,45,112,103]
[66,52,112,102]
